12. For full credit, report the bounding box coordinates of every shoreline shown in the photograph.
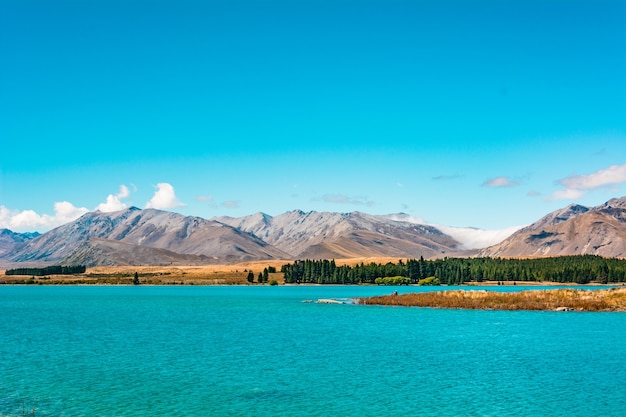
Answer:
[1,280,622,287]
[2,263,625,287]
[359,288,626,312]
[4,257,626,286]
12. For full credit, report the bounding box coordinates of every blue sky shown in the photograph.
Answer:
[1,0,625,233]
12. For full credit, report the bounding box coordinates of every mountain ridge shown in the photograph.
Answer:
[2,196,626,267]
[479,197,626,258]
[0,229,40,258]
[3,208,289,266]
[213,210,459,259]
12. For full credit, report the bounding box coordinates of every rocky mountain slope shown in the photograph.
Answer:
[479,197,626,258]
[3,196,625,267]
[214,210,460,259]
[0,229,39,258]
[2,208,464,266]
[61,239,215,266]
[4,207,289,266]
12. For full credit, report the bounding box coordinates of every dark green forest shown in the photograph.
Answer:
[5,265,86,276]
[281,256,626,285]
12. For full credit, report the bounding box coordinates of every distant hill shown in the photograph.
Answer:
[214,210,460,259]
[61,238,216,266]
[479,197,626,258]
[3,207,289,266]
[2,196,625,267]
[0,229,40,258]
[1,208,464,266]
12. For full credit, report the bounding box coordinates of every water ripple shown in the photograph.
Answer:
[1,286,625,416]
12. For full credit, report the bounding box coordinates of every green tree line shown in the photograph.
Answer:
[246,266,277,284]
[5,265,86,276]
[281,255,626,285]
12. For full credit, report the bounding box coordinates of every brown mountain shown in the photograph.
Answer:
[5,196,625,267]
[214,210,460,259]
[61,238,215,266]
[0,229,39,258]
[3,208,463,267]
[479,197,626,258]
[6,207,289,266]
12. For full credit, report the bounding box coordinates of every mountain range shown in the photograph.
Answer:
[479,197,626,258]
[1,196,625,267]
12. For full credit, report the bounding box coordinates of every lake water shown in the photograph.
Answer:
[1,285,625,416]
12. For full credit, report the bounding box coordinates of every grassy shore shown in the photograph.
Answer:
[359,288,626,312]
[0,258,407,285]
[0,262,287,285]
[2,257,625,287]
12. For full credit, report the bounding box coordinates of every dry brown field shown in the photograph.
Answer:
[0,257,409,285]
[360,288,626,311]
[1,257,623,286]
[0,260,289,285]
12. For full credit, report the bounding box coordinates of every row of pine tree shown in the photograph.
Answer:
[281,255,626,285]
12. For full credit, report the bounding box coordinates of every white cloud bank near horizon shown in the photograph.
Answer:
[2,164,625,241]
[0,201,90,233]
[387,214,524,250]
[436,224,524,250]
[0,182,184,232]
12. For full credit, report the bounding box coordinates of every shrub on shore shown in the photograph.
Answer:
[417,276,440,286]
[374,276,411,286]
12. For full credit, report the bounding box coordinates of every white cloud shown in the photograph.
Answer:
[0,185,132,232]
[54,201,88,222]
[552,163,626,200]
[550,188,584,201]
[436,224,524,250]
[321,193,374,207]
[483,176,519,187]
[0,201,89,232]
[95,185,130,212]
[433,174,462,181]
[145,183,184,209]
[386,214,523,250]
[560,164,626,190]
[196,194,213,202]
[222,201,239,208]
[118,184,131,198]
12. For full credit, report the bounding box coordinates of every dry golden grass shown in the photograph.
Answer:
[0,261,289,285]
[360,288,626,312]
[0,258,408,285]
[2,257,619,287]
[332,257,410,266]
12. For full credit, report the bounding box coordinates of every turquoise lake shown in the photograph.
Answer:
[1,285,625,416]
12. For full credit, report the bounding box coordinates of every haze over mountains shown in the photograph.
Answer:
[1,196,625,267]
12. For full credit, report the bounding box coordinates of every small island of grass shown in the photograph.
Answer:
[359,288,626,312]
